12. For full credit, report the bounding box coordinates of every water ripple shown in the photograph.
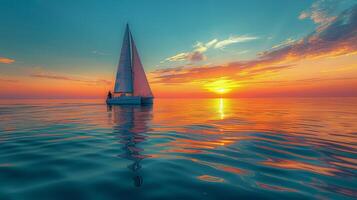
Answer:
[0,98,356,200]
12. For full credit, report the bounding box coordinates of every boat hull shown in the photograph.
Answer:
[141,97,154,104]
[106,96,153,105]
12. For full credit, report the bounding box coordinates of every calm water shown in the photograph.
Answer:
[0,98,356,200]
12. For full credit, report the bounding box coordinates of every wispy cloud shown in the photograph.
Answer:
[193,39,218,53]
[162,35,257,63]
[163,52,191,62]
[30,72,112,85]
[162,39,218,63]
[0,57,15,64]
[31,73,76,81]
[0,78,18,83]
[162,51,207,63]
[271,38,296,49]
[214,36,258,49]
[92,50,111,56]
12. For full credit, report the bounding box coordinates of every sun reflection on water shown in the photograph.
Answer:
[219,98,224,119]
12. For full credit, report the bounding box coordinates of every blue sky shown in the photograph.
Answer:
[1,0,318,73]
[1,0,356,98]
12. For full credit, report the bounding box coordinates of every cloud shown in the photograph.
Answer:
[205,39,218,48]
[31,72,112,85]
[31,73,76,81]
[0,78,18,83]
[0,57,15,64]
[298,0,355,31]
[271,38,296,49]
[235,50,250,55]
[152,5,357,85]
[163,51,206,62]
[194,39,218,53]
[163,52,190,62]
[151,63,292,84]
[92,50,111,56]
[162,36,257,63]
[299,0,338,24]
[214,36,258,49]
[163,39,217,63]
[242,76,357,86]
[188,51,206,62]
[299,11,310,20]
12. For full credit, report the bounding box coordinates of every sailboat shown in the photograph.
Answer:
[107,24,154,105]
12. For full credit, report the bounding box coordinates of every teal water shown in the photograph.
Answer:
[0,98,356,200]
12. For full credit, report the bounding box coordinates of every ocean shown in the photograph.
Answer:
[0,98,356,200]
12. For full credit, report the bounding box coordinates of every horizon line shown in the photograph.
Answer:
[1,96,357,100]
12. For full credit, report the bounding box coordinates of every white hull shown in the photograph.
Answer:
[106,96,153,105]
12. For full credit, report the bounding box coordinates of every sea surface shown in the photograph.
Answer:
[0,98,356,200]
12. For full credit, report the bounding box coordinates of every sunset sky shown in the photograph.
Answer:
[1,0,356,98]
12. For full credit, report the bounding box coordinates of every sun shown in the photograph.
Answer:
[215,87,231,94]
[204,78,239,95]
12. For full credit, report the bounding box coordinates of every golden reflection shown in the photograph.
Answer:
[197,175,225,183]
[262,158,340,176]
[215,98,229,120]
[219,98,224,119]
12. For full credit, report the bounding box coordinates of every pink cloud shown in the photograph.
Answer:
[0,78,18,83]
[30,72,112,86]
[0,57,15,64]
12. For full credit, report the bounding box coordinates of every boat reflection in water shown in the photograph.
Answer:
[109,104,153,187]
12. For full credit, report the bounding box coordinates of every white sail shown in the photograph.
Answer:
[111,24,153,102]
[131,35,153,98]
[114,24,133,93]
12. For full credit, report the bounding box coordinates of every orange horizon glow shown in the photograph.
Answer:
[1,32,357,99]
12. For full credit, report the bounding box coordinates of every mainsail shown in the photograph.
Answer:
[114,24,153,98]
[114,24,133,93]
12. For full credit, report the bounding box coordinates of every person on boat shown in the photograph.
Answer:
[107,91,112,99]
